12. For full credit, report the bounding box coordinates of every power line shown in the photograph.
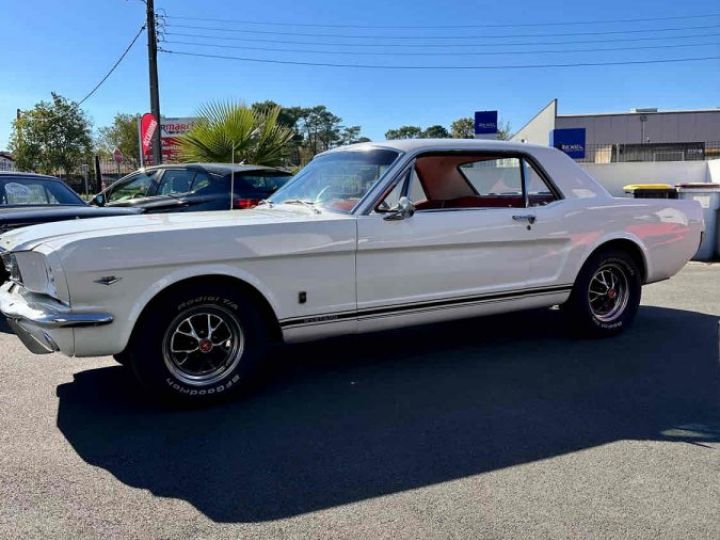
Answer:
[164,22,720,40]
[162,30,720,48]
[163,12,720,29]
[160,48,720,70]
[77,24,146,105]
[162,38,720,57]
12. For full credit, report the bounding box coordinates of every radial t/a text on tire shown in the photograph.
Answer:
[126,285,268,403]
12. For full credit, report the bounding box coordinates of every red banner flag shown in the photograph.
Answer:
[140,113,158,156]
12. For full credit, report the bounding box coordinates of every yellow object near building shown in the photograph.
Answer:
[623,183,674,192]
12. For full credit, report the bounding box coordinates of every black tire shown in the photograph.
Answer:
[563,248,642,337]
[126,284,268,404]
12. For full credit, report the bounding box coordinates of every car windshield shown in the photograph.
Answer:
[0,177,84,206]
[268,148,400,213]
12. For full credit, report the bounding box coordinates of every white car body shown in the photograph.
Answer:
[0,140,704,358]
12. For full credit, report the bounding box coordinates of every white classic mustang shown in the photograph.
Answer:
[0,140,704,402]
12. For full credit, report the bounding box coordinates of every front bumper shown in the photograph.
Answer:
[0,283,113,354]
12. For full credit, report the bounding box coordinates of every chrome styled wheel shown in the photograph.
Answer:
[587,263,630,323]
[162,305,245,386]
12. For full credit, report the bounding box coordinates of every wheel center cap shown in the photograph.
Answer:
[607,289,617,300]
[199,339,213,353]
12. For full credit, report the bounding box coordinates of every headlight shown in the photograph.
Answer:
[3,251,58,299]
[1,252,22,284]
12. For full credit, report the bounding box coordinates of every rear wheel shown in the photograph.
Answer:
[564,249,642,337]
[126,285,268,404]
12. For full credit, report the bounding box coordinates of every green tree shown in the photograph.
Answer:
[450,117,475,138]
[96,113,140,167]
[178,101,294,166]
[422,125,450,138]
[497,120,512,141]
[385,126,423,140]
[299,105,344,154]
[250,102,367,163]
[338,125,365,145]
[9,93,92,175]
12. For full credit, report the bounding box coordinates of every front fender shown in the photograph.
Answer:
[71,264,281,358]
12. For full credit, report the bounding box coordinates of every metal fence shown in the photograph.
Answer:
[51,157,138,196]
[574,141,720,164]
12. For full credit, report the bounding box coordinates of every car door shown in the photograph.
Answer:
[355,153,534,329]
[145,168,202,213]
[518,158,575,289]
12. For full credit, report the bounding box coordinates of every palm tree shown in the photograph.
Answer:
[178,101,294,166]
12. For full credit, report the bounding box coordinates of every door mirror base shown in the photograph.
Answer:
[383,196,415,221]
[91,193,106,207]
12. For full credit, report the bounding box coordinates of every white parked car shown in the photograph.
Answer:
[0,140,704,403]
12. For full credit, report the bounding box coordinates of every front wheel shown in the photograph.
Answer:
[126,285,268,404]
[563,249,642,337]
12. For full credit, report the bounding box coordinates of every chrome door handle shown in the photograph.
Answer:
[512,214,536,224]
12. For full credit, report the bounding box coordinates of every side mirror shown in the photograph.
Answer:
[383,196,415,221]
[91,193,106,207]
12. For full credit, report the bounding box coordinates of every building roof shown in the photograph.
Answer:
[559,107,720,119]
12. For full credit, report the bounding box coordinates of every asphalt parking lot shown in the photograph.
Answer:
[1,262,719,538]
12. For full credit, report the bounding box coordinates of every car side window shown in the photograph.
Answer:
[190,172,212,192]
[107,171,157,202]
[523,160,558,206]
[158,170,195,195]
[407,154,525,210]
[3,181,51,204]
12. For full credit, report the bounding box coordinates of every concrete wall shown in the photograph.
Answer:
[707,159,720,184]
[580,160,710,196]
[511,99,556,145]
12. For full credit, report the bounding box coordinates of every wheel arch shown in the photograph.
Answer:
[581,237,648,283]
[126,273,283,352]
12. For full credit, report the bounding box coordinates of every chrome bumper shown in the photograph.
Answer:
[0,284,113,354]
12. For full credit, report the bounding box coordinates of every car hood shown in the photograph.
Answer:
[0,206,351,252]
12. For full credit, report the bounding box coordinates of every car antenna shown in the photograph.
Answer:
[230,141,235,210]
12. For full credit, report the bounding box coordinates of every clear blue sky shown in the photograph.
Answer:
[2,0,719,150]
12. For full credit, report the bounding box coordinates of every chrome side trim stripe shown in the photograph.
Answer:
[280,284,573,329]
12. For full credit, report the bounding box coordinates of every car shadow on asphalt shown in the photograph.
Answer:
[55,306,720,523]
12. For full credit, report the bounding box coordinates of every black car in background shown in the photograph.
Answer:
[91,163,293,212]
[0,172,142,234]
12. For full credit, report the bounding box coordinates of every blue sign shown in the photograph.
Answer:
[474,111,498,135]
[550,128,586,159]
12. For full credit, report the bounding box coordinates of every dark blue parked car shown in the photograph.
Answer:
[91,163,292,213]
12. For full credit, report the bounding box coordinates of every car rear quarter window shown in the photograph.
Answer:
[523,160,559,207]
[241,174,291,192]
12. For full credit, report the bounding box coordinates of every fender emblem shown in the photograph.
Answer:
[94,276,121,286]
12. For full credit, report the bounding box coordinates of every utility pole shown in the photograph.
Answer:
[146,0,162,164]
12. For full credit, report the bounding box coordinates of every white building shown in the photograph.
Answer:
[0,152,15,171]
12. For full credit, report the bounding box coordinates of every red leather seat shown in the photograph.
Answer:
[415,196,524,210]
